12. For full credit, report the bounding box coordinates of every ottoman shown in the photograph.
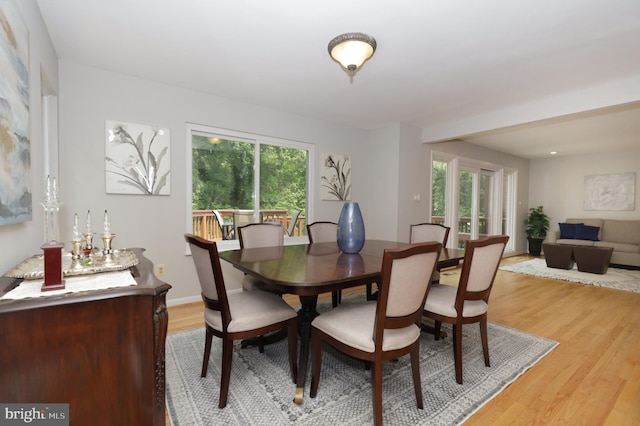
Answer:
[573,246,614,274]
[542,243,575,270]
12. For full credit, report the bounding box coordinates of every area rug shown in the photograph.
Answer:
[500,258,640,293]
[165,297,557,425]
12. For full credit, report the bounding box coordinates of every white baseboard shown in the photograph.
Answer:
[166,287,243,307]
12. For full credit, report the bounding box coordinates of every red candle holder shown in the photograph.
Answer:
[41,241,66,291]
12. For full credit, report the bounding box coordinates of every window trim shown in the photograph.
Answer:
[185,123,314,251]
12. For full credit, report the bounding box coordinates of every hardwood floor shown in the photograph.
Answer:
[166,256,640,425]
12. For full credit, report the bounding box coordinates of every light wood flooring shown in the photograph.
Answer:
[166,255,640,425]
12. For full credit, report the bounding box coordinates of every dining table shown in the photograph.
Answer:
[219,239,464,404]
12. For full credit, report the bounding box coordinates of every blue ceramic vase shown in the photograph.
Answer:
[337,202,365,254]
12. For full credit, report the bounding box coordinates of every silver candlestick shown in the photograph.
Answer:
[101,233,115,256]
[83,232,95,252]
[71,240,84,269]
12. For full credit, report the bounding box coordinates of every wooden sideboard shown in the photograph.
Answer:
[0,248,171,426]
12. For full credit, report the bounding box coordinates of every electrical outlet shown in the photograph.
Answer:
[155,264,166,276]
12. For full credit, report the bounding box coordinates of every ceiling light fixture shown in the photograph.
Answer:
[328,32,377,83]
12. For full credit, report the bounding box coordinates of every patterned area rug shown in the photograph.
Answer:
[500,258,640,293]
[165,296,557,425]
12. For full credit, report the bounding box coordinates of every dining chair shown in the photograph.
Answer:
[232,210,261,240]
[422,234,509,384]
[306,221,343,307]
[310,242,442,426]
[286,210,301,237]
[237,222,287,351]
[410,223,451,284]
[184,234,298,408]
[237,222,284,292]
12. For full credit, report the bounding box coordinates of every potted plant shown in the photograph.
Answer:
[524,206,550,256]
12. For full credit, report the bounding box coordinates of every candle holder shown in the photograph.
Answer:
[41,241,65,291]
[83,232,95,254]
[71,240,84,261]
[102,233,116,256]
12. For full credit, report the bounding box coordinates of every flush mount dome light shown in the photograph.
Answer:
[328,32,377,82]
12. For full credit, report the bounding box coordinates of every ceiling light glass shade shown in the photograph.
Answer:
[328,33,377,79]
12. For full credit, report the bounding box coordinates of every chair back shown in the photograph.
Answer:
[456,235,509,305]
[233,210,260,239]
[184,234,231,322]
[286,210,301,237]
[238,223,284,248]
[307,221,338,243]
[410,223,450,247]
[374,242,442,344]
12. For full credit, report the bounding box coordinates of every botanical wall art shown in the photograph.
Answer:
[0,1,31,225]
[105,120,171,195]
[584,172,635,211]
[321,153,351,201]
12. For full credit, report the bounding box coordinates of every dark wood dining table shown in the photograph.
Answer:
[219,239,464,403]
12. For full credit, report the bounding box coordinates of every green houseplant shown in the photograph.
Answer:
[524,206,550,255]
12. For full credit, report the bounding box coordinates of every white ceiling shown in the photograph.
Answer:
[36,0,640,159]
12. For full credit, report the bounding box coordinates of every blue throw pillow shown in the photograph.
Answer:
[558,222,583,239]
[574,224,600,241]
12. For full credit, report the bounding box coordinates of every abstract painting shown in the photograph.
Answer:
[0,1,31,225]
[321,153,351,200]
[105,120,171,195]
[584,172,635,211]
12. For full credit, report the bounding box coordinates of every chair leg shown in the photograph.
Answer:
[287,321,298,383]
[331,290,340,308]
[480,317,490,367]
[372,360,383,426]
[433,321,442,341]
[258,335,265,353]
[201,327,213,377]
[410,343,424,409]
[453,323,463,384]
[219,337,234,408]
[310,329,322,398]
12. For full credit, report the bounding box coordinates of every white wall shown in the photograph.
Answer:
[529,147,640,235]
[56,61,373,303]
[0,0,59,275]
[362,124,401,242]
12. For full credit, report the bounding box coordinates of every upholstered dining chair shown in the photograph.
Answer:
[422,235,509,384]
[306,221,343,307]
[238,222,284,291]
[237,222,287,351]
[410,223,451,284]
[310,242,442,426]
[232,210,261,240]
[184,234,298,408]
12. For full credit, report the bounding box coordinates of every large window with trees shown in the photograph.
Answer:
[187,124,311,242]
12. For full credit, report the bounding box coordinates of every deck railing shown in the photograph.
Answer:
[192,210,306,241]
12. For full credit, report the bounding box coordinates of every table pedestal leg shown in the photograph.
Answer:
[293,295,319,404]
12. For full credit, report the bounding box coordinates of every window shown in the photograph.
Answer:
[187,124,312,242]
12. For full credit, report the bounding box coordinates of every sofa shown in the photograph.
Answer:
[551,218,640,267]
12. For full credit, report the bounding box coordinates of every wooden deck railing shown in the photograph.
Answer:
[192,210,306,241]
